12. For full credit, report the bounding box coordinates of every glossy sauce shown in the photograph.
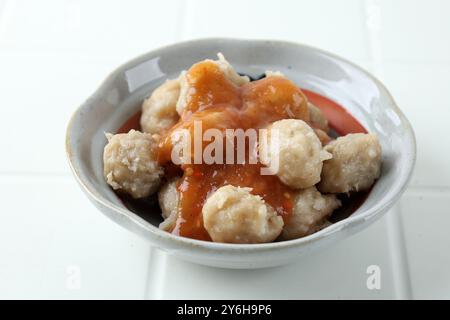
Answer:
[303,89,367,135]
[117,66,367,241]
[157,62,312,240]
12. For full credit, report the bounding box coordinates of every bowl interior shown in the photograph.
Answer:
[67,39,415,246]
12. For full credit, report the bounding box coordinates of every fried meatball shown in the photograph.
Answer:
[259,119,332,189]
[202,185,284,244]
[103,129,163,199]
[318,133,382,193]
[158,178,180,231]
[308,102,329,132]
[176,53,249,115]
[280,187,341,240]
[140,79,180,134]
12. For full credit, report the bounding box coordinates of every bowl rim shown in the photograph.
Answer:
[66,37,416,253]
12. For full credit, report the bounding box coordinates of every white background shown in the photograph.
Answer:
[0,0,449,299]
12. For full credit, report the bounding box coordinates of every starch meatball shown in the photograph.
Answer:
[158,178,180,231]
[308,102,329,132]
[280,187,341,240]
[202,185,284,244]
[103,129,163,199]
[318,133,382,193]
[215,53,250,86]
[140,79,180,134]
[176,53,249,115]
[259,119,332,189]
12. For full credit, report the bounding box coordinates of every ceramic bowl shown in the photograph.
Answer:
[66,38,416,269]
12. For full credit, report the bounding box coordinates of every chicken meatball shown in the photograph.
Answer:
[280,187,341,240]
[140,79,180,134]
[103,129,163,199]
[318,133,382,193]
[158,178,180,231]
[259,119,332,189]
[308,102,329,132]
[202,185,284,244]
[176,53,249,115]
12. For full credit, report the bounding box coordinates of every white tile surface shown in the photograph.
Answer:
[376,0,450,63]
[400,189,450,299]
[380,63,450,187]
[0,0,183,58]
[149,214,399,299]
[0,176,150,299]
[181,0,369,61]
[0,50,122,174]
[0,0,448,299]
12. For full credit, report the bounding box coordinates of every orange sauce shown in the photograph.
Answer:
[157,63,310,240]
[117,66,368,241]
[303,89,367,135]
[172,163,295,240]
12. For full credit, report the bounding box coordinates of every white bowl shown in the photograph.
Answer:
[66,38,416,269]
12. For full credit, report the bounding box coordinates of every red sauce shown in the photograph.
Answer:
[303,89,367,135]
[116,67,368,241]
[117,110,142,134]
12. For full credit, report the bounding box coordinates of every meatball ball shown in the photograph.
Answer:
[103,129,163,198]
[176,71,191,115]
[308,102,329,132]
[140,78,180,134]
[202,185,284,244]
[176,53,249,115]
[158,178,180,231]
[318,133,382,193]
[280,187,341,240]
[259,119,332,189]
[215,53,250,86]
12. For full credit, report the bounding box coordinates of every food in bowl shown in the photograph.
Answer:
[102,53,382,244]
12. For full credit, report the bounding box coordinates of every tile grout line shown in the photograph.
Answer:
[362,0,413,299]
[404,186,450,195]
[178,0,196,41]
[363,0,384,78]
[1,170,450,194]
[0,171,72,177]
[386,205,413,299]
[144,248,168,300]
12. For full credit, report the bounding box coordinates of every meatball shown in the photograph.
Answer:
[259,119,332,189]
[318,133,382,193]
[140,79,180,134]
[308,102,329,132]
[103,129,163,199]
[280,187,341,240]
[215,53,250,86]
[176,53,249,115]
[202,185,284,244]
[158,178,180,231]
